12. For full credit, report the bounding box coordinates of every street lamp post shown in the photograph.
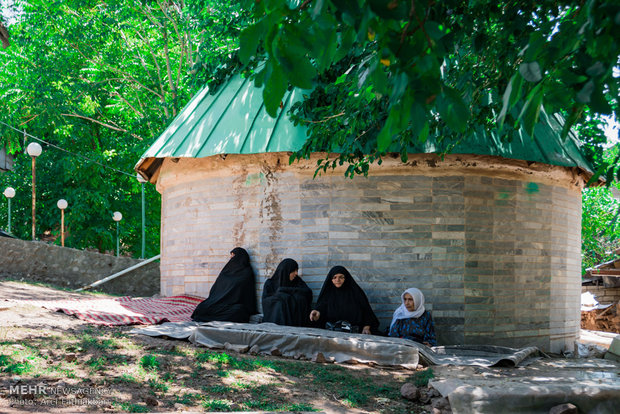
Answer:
[27,142,42,240]
[136,173,147,259]
[3,187,15,233]
[57,199,68,247]
[113,211,122,257]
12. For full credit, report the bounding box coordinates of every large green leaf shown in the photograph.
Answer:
[436,87,469,133]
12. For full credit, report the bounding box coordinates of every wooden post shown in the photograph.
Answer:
[61,208,65,247]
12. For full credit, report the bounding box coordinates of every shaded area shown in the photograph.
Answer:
[0,279,419,413]
[430,358,620,414]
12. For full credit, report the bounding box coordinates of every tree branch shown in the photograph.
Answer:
[61,113,127,132]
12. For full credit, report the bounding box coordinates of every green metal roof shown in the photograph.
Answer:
[135,74,309,179]
[136,73,595,180]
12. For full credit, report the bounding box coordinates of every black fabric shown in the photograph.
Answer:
[314,266,380,332]
[262,258,312,327]
[191,247,257,323]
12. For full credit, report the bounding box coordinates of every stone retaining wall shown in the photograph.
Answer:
[0,237,159,296]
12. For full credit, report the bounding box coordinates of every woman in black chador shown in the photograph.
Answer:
[191,247,257,323]
[261,258,312,327]
[309,265,380,335]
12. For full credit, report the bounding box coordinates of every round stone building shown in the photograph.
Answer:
[136,74,595,353]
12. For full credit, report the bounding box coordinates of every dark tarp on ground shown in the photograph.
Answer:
[131,321,541,368]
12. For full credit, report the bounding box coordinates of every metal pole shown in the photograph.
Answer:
[116,220,120,257]
[61,209,65,247]
[75,254,161,291]
[7,198,11,233]
[31,156,36,240]
[141,182,145,259]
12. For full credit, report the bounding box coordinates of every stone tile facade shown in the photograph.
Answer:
[156,154,584,353]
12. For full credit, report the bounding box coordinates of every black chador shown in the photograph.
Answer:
[314,266,379,333]
[191,247,257,323]
[262,258,312,327]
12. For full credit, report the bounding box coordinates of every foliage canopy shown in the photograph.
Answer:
[237,0,619,179]
[0,0,618,262]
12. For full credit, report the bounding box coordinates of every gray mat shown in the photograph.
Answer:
[131,321,540,368]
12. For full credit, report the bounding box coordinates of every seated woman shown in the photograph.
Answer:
[309,266,379,335]
[191,247,257,323]
[388,288,436,346]
[262,258,312,327]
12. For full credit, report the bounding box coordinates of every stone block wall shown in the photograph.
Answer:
[582,285,620,304]
[0,237,159,296]
[157,154,584,352]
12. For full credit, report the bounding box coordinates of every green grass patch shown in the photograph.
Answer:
[204,384,233,394]
[86,356,107,371]
[140,354,160,371]
[175,392,201,405]
[0,354,33,375]
[148,378,169,392]
[114,401,149,413]
[202,399,231,411]
[79,334,117,351]
[412,368,434,387]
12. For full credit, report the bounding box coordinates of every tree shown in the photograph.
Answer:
[0,0,246,255]
[582,145,620,273]
[236,0,619,179]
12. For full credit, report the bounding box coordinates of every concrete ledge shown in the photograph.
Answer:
[0,237,159,296]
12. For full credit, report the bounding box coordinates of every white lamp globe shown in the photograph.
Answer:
[136,173,147,183]
[57,199,68,210]
[26,142,42,157]
[112,211,123,222]
[3,187,15,198]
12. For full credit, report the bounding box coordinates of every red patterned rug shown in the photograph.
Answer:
[24,295,204,326]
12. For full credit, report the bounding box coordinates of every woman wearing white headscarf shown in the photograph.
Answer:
[388,288,436,346]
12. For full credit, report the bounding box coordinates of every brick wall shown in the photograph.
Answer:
[156,154,584,353]
[582,285,620,304]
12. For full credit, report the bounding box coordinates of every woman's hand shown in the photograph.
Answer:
[362,325,371,335]
[309,310,320,322]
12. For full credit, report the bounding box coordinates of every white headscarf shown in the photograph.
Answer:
[390,288,425,329]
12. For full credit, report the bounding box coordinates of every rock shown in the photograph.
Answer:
[229,403,241,411]
[270,347,282,356]
[400,383,419,401]
[432,409,442,414]
[313,352,327,363]
[64,354,77,363]
[418,387,432,404]
[431,396,450,410]
[174,403,185,411]
[605,335,620,362]
[549,403,578,414]
[162,344,177,352]
[144,396,158,406]
[249,345,260,355]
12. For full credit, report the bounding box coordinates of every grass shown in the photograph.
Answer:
[1,278,420,413]
[411,368,435,387]
[140,354,161,371]
[0,354,33,375]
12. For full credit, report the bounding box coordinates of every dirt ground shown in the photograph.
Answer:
[0,279,425,414]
